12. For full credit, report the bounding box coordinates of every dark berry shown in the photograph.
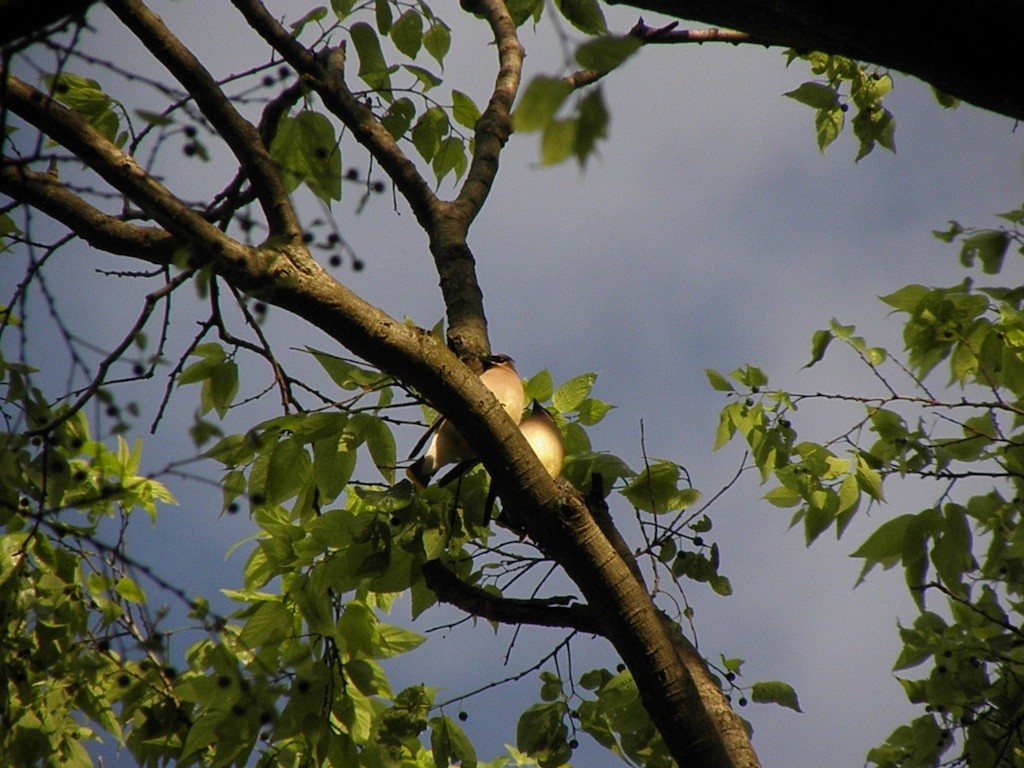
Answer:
[345,167,360,181]
[371,180,386,194]
[458,711,468,721]
[133,363,145,376]
[262,75,275,87]
[183,125,197,138]
[351,258,365,272]
[738,697,747,707]
[217,675,231,688]
[117,674,132,688]
[253,303,267,315]
[297,678,311,694]
[302,231,314,244]
[329,255,342,268]
[227,502,240,514]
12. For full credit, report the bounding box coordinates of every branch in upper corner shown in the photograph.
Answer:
[563,18,763,92]
[229,0,442,234]
[2,74,239,261]
[104,0,302,241]
[452,0,524,226]
[421,560,601,634]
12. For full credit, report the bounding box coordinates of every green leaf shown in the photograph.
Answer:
[269,111,342,202]
[391,10,423,58]
[305,347,389,389]
[292,6,328,33]
[431,715,477,768]
[621,460,699,513]
[751,681,802,712]
[350,22,393,92]
[705,368,735,392]
[114,577,146,603]
[541,119,577,166]
[403,64,442,91]
[574,35,641,73]
[352,414,396,483]
[805,329,834,368]
[880,284,929,312]
[554,0,607,34]
[451,90,481,130]
[411,106,449,162]
[265,437,311,505]
[331,0,357,20]
[377,624,426,657]
[573,87,609,164]
[959,230,1009,274]
[381,97,417,139]
[50,73,124,146]
[764,486,801,508]
[784,81,840,110]
[814,106,844,152]
[524,369,554,402]
[513,77,572,133]
[517,702,570,764]
[423,23,451,68]
[374,0,392,33]
[552,372,597,412]
[208,360,239,418]
[432,136,467,184]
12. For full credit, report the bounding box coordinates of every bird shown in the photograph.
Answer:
[406,354,524,488]
[482,399,565,525]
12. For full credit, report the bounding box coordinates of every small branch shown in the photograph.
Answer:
[916,581,1024,640]
[563,19,762,92]
[421,559,601,634]
[104,0,302,240]
[24,268,194,437]
[452,0,524,226]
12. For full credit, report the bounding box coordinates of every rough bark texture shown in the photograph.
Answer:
[609,0,1024,122]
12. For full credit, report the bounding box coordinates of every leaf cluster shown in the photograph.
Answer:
[711,209,1024,767]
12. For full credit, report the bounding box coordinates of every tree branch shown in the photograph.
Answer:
[607,0,1024,121]
[0,164,177,262]
[452,0,524,226]
[421,560,601,633]
[229,0,443,234]
[104,0,302,240]
[2,74,244,260]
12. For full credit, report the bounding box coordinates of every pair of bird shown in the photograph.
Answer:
[406,355,564,522]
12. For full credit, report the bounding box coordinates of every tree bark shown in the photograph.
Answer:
[608,0,1024,122]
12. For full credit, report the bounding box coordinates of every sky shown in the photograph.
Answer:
[3,1,1023,766]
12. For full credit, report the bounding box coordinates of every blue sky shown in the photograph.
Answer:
[3,2,1023,766]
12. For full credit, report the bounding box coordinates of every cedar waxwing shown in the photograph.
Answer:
[406,354,524,488]
[482,400,565,525]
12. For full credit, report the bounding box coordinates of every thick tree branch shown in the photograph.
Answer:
[2,73,243,263]
[104,0,302,240]
[0,164,177,262]
[607,0,1024,121]
[421,560,601,633]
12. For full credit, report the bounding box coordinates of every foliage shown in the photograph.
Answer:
[2,0,1019,766]
[710,206,1024,767]
[784,51,896,159]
